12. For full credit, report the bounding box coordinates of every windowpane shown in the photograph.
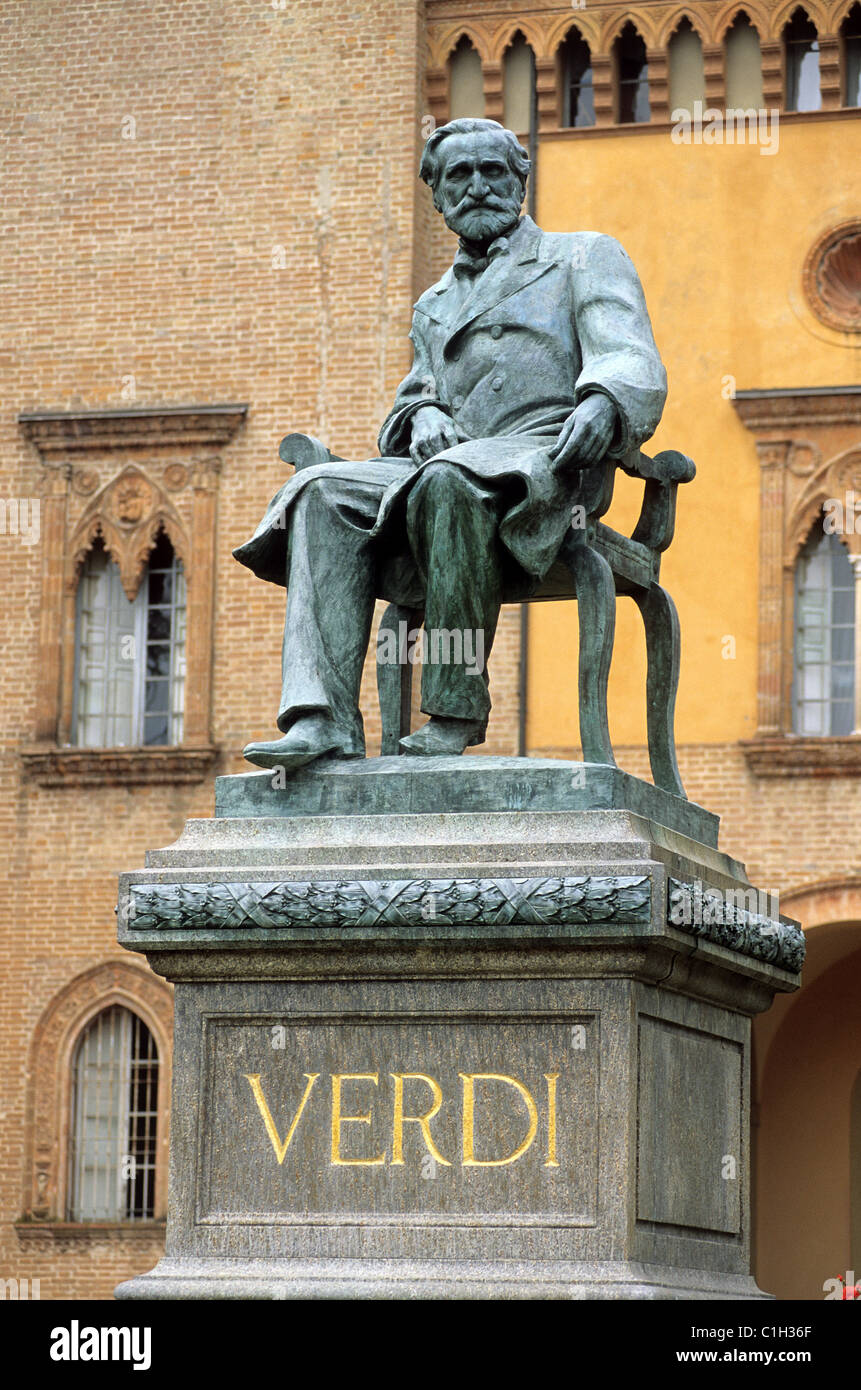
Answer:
[68,1006,159,1222]
[668,19,705,112]
[725,15,764,110]
[793,526,856,735]
[73,532,185,746]
[616,24,650,124]
[561,31,595,128]
[785,10,821,111]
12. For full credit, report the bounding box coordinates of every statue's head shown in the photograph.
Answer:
[420,118,530,245]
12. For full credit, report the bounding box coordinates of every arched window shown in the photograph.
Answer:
[68,1006,159,1222]
[725,12,764,108]
[503,31,535,134]
[668,18,705,112]
[449,36,484,119]
[793,526,855,735]
[560,28,595,127]
[841,4,861,106]
[614,22,650,124]
[73,529,186,747]
[784,9,821,111]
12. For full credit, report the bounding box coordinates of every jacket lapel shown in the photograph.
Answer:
[431,218,559,347]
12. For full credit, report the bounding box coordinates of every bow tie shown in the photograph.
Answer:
[452,237,511,280]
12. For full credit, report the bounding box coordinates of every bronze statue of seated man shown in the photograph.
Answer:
[234,117,667,772]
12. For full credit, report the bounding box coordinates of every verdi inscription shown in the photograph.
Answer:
[197,1017,598,1224]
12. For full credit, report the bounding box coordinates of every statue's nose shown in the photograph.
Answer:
[467,171,489,198]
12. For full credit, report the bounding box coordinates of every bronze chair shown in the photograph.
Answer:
[279,433,695,797]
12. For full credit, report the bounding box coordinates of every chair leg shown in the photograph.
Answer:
[635,582,686,798]
[567,543,617,767]
[376,603,421,756]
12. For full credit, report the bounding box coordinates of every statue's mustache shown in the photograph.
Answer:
[451,193,515,219]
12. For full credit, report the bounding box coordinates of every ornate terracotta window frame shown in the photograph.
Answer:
[18,961,174,1230]
[734,385,861,776]
[18,404,246,787]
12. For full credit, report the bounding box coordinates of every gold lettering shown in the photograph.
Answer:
[331,1073,386,1166]
[390,1073,451,1166]
[459,1073,539,1167]
[544,1074,559,1167]
[244,1073,319,1164]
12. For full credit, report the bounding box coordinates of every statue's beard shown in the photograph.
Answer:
[443,193,522,248]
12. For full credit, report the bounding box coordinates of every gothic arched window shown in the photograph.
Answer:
[793,526,856,735]
[560,29,595,128]
[784,9,821,112]
[725,13,764,109]
[73,530,186,747]
[448,36,484,119]
[68,1006,160,1222]
[668,18,705,113]
[614,23,650,124]
[841,4,861,107]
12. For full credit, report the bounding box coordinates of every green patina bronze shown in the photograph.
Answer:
[234,118,691,789]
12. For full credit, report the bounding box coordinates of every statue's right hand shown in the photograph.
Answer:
[409,406,459,465]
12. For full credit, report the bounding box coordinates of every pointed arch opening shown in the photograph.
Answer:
[668,17,705,112]
[559,27,595,128]
[840,3,861,106]
[613,22,650,124]
[793,521,855,735]
[502,30,535,134]
[73,526,186,748]
[448,35,485,120]
[783,8,821,111]
[68,1005,160,1222]
[725,12,764,109]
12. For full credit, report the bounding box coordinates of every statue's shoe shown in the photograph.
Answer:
[399,716,486,757]
[243,715,356,771]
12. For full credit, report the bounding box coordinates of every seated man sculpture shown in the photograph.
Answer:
[234,117,667,771]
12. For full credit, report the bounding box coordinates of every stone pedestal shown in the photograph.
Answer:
[114,758,802,1300]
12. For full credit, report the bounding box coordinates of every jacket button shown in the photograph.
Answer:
[490,324,502,339]
[491,377,504,391]
[452,395,464,408]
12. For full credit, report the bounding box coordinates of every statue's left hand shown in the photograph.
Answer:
[549,394,617,471]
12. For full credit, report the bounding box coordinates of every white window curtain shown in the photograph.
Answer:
[793,529,855,735]
[68,1006,159,1222]
[72,533,186,747]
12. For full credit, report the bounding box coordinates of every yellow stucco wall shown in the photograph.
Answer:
[527,116,861,749]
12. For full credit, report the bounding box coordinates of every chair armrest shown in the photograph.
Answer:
[620,448,696,485]
[278,433,345,470]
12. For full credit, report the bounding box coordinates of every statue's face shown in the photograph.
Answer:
[435,131,524,245]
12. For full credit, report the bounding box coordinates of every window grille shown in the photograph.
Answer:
[68,1006,159,1222]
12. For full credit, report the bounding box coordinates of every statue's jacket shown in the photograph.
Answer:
[234,216,668,599]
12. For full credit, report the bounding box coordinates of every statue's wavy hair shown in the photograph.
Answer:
[420,119,530,209]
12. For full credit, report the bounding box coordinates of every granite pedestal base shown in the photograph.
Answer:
[115,758,802,1300]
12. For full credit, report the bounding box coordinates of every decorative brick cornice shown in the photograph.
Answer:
[733,386,861,431]
[18,404,248,455]
[740,736,861,777]
[20,745,218,788]
[14,1221,166,1243]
